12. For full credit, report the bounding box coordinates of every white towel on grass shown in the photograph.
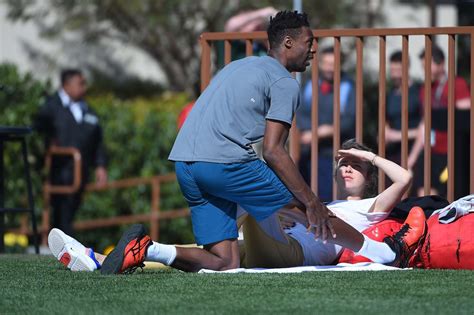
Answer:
[199,262,410,273]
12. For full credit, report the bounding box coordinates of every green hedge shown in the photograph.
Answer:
[0,63,194,251]
[0,63,48,210]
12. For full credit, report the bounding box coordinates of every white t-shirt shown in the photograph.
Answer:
[285,197,390,266]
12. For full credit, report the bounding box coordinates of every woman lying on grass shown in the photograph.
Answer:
[239,138,425,268]
[48,139,426,272]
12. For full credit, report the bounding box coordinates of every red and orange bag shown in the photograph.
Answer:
[416,213,474,269]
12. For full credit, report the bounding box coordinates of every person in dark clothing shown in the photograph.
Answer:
[384,51,422,193]
[385,50,422,165]
[34,69,107,235]
[408,46,470,197]
[296,46,356,202]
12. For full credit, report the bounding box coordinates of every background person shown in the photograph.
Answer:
[296,46,356,202]
[384,50,422,192]
[407,46,470,197]
[34,68,108,236]
[385,50,422,166]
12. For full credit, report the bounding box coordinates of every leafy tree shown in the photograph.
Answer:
[4,0,383,95]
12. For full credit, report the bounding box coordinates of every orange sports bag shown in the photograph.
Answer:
[417,213,474,269]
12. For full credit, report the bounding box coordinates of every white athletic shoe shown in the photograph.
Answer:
[48,228,98,272]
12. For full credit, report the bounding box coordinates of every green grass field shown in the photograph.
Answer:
[1,255,473,314]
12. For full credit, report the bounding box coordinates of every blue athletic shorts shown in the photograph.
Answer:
[175,159,294,245]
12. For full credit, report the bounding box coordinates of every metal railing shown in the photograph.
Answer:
[200,26,474,202]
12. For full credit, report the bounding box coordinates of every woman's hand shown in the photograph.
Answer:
[336,148,375,164]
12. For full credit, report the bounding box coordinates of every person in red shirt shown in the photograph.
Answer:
[177,101,195,129]
[408,45,470,197]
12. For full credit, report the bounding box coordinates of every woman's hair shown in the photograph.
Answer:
[336,139,378,198]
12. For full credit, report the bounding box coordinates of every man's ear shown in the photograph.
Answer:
[283,35,293,49]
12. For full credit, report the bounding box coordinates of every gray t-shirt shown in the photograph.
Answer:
[169,56,300,163]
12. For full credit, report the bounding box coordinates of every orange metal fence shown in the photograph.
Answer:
[29,147,188,244]
[200,26,474,202]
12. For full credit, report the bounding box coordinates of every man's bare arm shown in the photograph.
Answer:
[407,120,425,169]
[385,124,419,143]
[262,119,336,240]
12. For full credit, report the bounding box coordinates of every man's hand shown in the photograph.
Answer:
[305,200,336,242]
[95,166,107,187]
[263,120,336,242]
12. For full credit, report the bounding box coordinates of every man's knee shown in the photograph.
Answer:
[202,250,239,271]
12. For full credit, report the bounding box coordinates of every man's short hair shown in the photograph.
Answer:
[267,11,310,49]
[419,45,445,64]
[61,68,82,86]
[389,50,403,63]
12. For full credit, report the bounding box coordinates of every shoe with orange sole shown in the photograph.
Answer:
[101,224,152,275]
[383,206,427,268]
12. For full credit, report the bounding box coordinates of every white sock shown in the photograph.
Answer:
[355,235,396,264]
[145,242,177,265]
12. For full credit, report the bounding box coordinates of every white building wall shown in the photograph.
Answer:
[0,4,167,87]
[0,1,459,86]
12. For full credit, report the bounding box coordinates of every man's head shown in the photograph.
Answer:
[61,68,87,101]
[389,50,406,88]
[267,11,314,72]
[319,46,338,82]
[334,139,378,198]
[419,45,445,82]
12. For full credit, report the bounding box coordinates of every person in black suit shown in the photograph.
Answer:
[34,69,107,236]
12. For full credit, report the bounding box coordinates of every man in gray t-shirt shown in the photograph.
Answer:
[102,11,350,274]
[169,55,300,163]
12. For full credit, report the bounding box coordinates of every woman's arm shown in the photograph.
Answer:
[370,153,412,213]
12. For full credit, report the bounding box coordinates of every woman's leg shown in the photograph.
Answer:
[242,214,304,268]
[288,199,426,266]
